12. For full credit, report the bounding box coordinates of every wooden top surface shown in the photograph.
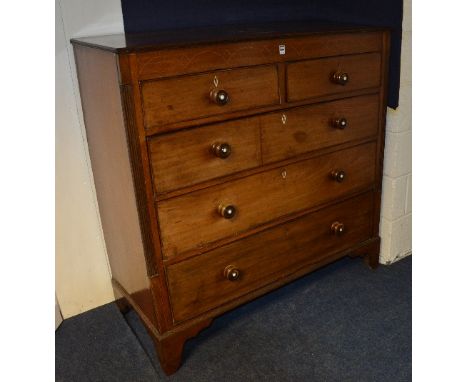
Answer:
[70,20,386,53]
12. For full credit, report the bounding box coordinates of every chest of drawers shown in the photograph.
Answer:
[72,21,390,375]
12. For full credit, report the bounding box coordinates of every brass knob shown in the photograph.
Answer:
[331,221,345,236]
[333,118,348,129]
[224,265,241,281]
[212,142,231,159]
[331,170,346,183]
[218,204,236,219]
[210,89,229,105]
[331,72,349,85]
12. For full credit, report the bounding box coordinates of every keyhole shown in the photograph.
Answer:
[281,170,287,179]
[213,75,219,87]
[281,114,287,124]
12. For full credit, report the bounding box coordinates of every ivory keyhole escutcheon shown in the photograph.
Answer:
[281,170,287,179]
[281,114,287,124]
[213,75,219,87]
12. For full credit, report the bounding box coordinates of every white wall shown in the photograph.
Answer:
[379,0,412,264]
[55,0,411,317]
[55,0,124,318]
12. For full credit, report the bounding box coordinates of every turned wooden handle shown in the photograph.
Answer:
[218,204,237,219]
[224,265,241,281]
[331,72,349,85]
[331,221,345,236]
[332,118,348,129]
[212,142,232,159]
[330,170,346,183]
[210,89,229,105]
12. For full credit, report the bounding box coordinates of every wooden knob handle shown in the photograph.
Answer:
[224,265,241,281]
[331,72,349,85]
[212,142,231,159]
[331,221,345,236]
[330,170,346,183]
[210,89,229,105]
[333,118,348,129]
[218,204,236,219]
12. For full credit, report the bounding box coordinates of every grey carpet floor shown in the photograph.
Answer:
[56,256,411,381]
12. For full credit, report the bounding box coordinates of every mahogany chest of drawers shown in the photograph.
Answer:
[72,21,390,375]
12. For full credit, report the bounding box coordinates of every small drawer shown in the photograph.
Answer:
[286,53,381,102]
[141,65,279,129]
[261,94,380,164]
[166,191,374,322]
[157,142,376,257]
[148,117,262,194]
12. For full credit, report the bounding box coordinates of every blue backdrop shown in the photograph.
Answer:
[121,0,403,108]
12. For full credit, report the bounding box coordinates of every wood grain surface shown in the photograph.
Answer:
[166,191,373,322]
[141,65,279,128]
[148,117,261,193]
[135,32,382,80]
[157,142,376,257]
[261,94,380,163]
[287,52,381,102]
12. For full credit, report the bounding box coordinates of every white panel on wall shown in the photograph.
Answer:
[379,0,412,264]
[55,0,124,318]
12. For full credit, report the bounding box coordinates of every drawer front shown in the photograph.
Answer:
[166,191,374,322]
[149,117,261,194]
[261,94,380,164]
[141,65,279,129]
[287,53,381,102]
[157,142,376,257]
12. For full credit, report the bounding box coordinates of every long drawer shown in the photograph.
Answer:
[148,117,262,194]
[141,65,279,129]
[261,94,380,164]
[157,142,376,257]
[166,191,374,322]
[287,53,381,102]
